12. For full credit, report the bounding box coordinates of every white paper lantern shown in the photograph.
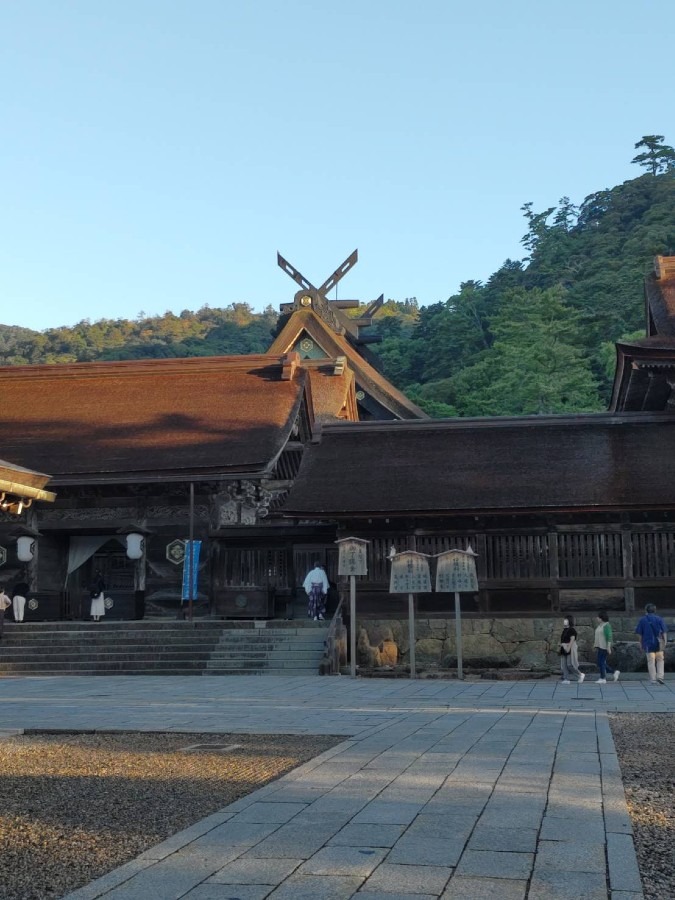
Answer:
[125,532,144,560]
[17,536,35,562]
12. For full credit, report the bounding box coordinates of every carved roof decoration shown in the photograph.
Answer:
[272,251,427,421]
[269,308,426,421]
[0,459,56,510]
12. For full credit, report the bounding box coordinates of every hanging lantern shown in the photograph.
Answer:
[17,535,35,562]
[125,532,144,560]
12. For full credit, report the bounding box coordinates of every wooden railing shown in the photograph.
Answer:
[322,596,347,675]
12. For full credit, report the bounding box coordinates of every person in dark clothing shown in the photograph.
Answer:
[559,614,585,684]
[635,603,668,685]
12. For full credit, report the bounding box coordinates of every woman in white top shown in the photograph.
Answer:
[0,589,12,638]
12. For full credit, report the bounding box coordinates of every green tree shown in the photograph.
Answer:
[631,135,675,175]
[446,287,602,416]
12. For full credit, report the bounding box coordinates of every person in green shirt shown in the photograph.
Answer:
[593,612,620,684]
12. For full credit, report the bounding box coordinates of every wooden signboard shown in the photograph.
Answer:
[336,537,369,678]
[389,551,431,680]
[435,546,478,682]
[435,548,478,593]
[389,550,431,594]
[336,537,369,577]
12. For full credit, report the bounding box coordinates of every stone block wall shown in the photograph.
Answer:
[356,616,673,672]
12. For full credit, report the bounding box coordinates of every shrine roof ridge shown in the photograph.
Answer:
[315,410,675,435]
[0,354,300,381]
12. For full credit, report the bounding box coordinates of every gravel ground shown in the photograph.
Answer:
[610,713,675,900]
[0,731,341,900]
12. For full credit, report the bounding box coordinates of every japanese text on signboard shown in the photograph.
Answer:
[336,537,369,576]
[435,549,478,593]
[389,551,431,594]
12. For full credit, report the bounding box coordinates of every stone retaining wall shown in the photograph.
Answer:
[356,616,674,672]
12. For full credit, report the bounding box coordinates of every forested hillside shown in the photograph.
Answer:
[2,137,674,418]
[0,304,278,365]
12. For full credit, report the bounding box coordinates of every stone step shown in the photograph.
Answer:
[2,628,325,641]
[0,659,209,673]
[206,660,321,670]
[209,644,324,660]
[2,619,326,632]
[1,635,223,646]
[0,651,217,663]
[209,639,326,649]
[203,671,319,676]
[216,633,327,643]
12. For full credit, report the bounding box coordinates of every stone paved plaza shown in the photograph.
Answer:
[2,674,673,900]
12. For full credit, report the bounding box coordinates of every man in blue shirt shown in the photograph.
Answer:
[635,604,668,685]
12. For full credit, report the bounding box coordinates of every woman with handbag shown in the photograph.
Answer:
[90,570,106,622]
[559,615,585,684]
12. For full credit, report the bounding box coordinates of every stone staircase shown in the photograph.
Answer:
[205,626,328,675]
[0,620,329,676]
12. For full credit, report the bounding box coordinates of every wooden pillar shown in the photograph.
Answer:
[475,533,488,613]
[548,531,560,611]
[621,528,635,612]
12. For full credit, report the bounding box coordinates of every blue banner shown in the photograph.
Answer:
[181,540,201,602]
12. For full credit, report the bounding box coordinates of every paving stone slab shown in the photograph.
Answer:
[538,815,606,843]
[406,813,476,839]
[476,806,545,831]
[266,874,365,899]
[183,885,272,900]
[351,799,425,825]
[361,862,453,895]
[296,846,388,878]
[528,870,608,900]
[63,858,157,900]
[534,840,606,873]
[468,825,538,852]
[388,835,466,867]
[231,802,308,824]
[607,832,644,893]
[327,824,406,848]
[243,822,341,859]
[441,875,528,899]
[208,857,302,885]
[456,850,534,880]
[611,893,644,900]
[355,893,437,900]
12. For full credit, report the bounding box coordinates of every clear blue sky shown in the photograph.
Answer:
[1,0,673,331]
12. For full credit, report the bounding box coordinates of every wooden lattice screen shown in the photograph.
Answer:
[222,548,289,588]
[484,534,550,580]
[632,531,675,579]
[556,533,623,579]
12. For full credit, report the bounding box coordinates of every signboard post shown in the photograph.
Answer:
[435,546,479,680]
[336,537,369,678]
[389,551,431,679]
